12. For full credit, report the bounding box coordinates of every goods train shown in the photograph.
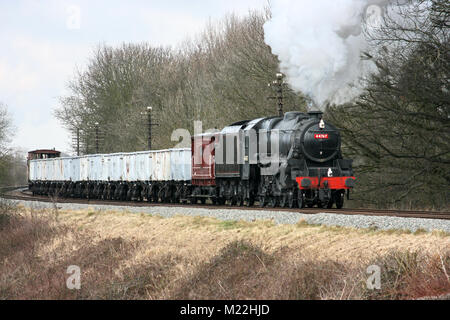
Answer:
[28,110,355,209]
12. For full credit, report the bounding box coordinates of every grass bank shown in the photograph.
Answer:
[1,201,449,299]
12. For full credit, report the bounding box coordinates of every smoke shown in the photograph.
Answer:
[264,0,396,109]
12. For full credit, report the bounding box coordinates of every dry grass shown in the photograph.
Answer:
[1,201,449,300]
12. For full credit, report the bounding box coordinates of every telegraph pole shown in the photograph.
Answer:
[95,122,99,153]
[77,128,80,156]
[145,106,159,150]
[71,127,81,156]
[276,73,284,117]
[148,107,152,150]
[268,73,285,117]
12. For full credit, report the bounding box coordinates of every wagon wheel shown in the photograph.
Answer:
[230,185,238,206]
[298,192,305,209]
[279,194,288,208]
[259,195,266,207]
[181,187,188,203]
[171,193,178,204]
[287,191,295,208]
[165,190,172,203]
[238,185,246,207]
[336,193,344,209]
[151,189,158,202]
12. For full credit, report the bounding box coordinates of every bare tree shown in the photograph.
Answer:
[55,44,172,153]
[328,0,449,210]
[0,103,15,186]
[135,11,307,149]
[0,103,12,149]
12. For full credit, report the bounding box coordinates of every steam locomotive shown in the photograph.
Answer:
[28,110,355,209]
[192,110,355,208]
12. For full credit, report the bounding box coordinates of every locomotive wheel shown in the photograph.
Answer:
[327,199,334,209]
[336,193,344,209]
[236,196,244,207]
[230,197,237,206]
[298,192,305,208]
[200,198,206,205]
[246,197,254,207]
[259,196,266,207]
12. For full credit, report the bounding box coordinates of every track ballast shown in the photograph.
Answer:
[2,188,449,221]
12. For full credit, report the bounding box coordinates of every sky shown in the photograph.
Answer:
[0,0,267,155]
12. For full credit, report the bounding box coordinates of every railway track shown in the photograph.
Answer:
[2,188,450,221]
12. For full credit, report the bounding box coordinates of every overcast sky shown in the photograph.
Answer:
[0,0,267,155]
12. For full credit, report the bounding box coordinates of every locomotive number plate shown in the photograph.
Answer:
[314,134,329,139]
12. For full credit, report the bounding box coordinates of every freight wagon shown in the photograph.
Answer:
[29,149,192,202]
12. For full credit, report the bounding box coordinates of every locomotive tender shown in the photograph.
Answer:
[28,111,355,209]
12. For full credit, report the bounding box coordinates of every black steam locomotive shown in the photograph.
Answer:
[191,110,355,209]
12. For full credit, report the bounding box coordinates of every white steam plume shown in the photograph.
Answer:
[264,0,395,109]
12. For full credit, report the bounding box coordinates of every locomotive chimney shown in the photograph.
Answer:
[308,111,323,119]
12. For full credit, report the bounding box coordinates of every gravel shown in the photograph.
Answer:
[9,199,450,234]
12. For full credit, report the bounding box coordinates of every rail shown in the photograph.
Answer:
[2,187,449,221]
[0,185,28,194]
